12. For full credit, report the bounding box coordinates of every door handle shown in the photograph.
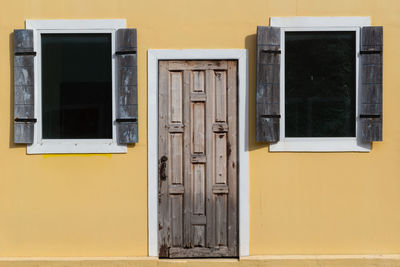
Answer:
[159,156,168,181]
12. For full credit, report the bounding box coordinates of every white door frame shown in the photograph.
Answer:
[147,49,249,257]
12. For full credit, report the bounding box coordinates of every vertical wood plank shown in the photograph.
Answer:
[205,69,216,248]
[193,71,205,92]
[227,60,238,252]
[215,194,227,246]
[158,61,171,257]
[193,225,206,247]
[192,102,205,153]
[193,164,205,215]
[170,134,183,184]
[215,71,227,122]
[183,69,192,248]
[171,195,183,247]
[215,133,227,184]
[170,72,183,123]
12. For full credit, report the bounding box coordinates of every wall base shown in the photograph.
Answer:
[1,255,400,267]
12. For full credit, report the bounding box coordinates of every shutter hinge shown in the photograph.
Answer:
[14,118,37,123]
[116,51,137,55]
[14,52,37,56]
[360,50,382,54]
[261,114,281,119]
[116,118,137,123]
[360,114,381,119]
[262,50,281,54]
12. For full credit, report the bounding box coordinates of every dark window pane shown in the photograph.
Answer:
[41,34,112,139]
[285,31,356,137]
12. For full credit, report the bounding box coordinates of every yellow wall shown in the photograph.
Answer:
[0,0,399,257]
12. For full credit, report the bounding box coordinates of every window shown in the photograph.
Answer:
[285,31,356,138]
[264,17,377,152]
[41,33,112,139]
[21,20,133,154]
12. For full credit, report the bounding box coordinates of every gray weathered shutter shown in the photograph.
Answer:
[256,26,281,142]
[359,26,383,142]
[14,29,36,144]
[116,28,138,144]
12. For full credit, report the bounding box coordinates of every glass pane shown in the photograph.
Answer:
[41,33,112,139]
[285,31,356,137]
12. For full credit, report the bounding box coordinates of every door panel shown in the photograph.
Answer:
[158,60,238,258]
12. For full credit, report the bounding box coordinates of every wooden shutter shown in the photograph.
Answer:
[116,28,138,144]
[256,26,281,142]
[14,29,36,144]
[359,26,383,142]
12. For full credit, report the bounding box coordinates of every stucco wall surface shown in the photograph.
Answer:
[0,0,399,257]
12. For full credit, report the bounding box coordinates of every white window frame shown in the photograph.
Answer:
[26,19,127,154]
[147,49,249,257]
[270,17,372,152]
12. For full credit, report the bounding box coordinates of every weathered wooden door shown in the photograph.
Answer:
[158,60,238,258]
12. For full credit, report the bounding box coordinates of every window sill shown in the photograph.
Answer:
[27,140,127,154]
[269,138,371,152]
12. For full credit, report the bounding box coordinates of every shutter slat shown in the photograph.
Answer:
[116,29,138,144]
[256,26,281,142]
[13,29,36,144]
[117,122,138,144]
[14,122,34,144]
[361,26,383,52]
[14,30,34,53]
[116,28,137,52]
[119,86,138,105]
[360,26,383,142]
